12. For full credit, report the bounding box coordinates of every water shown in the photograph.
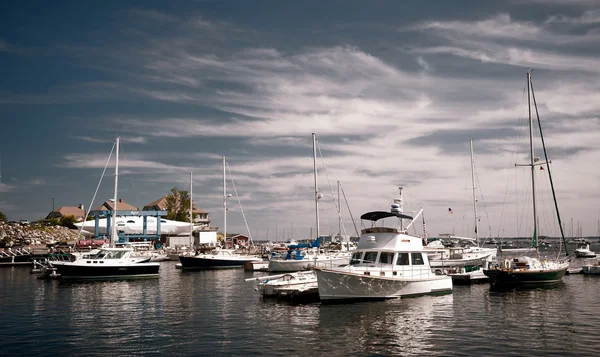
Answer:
[1,260,600,357]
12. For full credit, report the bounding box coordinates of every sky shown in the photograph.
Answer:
[1,0,600,240]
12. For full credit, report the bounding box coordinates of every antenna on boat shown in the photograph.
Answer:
[391,186,404,230]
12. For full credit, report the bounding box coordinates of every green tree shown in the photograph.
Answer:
[165,187,195,222]
[59,214,77,228]
[0,211,7,223]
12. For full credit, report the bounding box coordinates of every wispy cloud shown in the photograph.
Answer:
[409,13,600,74]
[0,183,13,193]
[546,10,600,24]
[75,136,147,144]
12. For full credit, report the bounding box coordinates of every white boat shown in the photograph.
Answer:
[314,188,453,301]
[425,241,493,270]
[53,137,160,280]
[75,216,197,236]
[267,245,351,272]
[574,244,596,258]
[483,72,570,285]
[246,270,318,298]
[244,260,269,271]
[582,259,600,275]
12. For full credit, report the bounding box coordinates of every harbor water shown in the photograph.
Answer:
[1,258,600,356]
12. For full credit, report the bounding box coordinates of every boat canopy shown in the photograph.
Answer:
[360,211,413,222]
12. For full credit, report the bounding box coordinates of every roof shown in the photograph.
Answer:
[95,199,138,211]
[360,211,414,222]
[143,196,208,214]
[47,206,86,218]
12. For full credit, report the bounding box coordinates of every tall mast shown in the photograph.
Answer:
[112,137,120,248]
[470,138,479,244]
[312,133,320,239]
[338,180,341,237]
[223,156,227,244]
[190,171,193,248]
[527,71,538,251]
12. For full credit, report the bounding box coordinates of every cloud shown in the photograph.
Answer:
[414,14,543,41]
[0,183,13,193]
[76,136,147,144]
[546,10,600,24]
[409,13,600,74]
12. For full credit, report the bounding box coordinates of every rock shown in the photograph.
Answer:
[0,221,80,247]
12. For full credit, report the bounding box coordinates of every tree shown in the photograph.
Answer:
[165,187,195,222]
[59,214,77,229]
[0,211,7,223]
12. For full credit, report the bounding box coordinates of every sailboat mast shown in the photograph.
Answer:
[112,137,120,248]
[470,138,479,244]
[338,180,341,237]
[223,156,227,244]
[190,171,193,248]
[312,133,320,239]
[527,72,538,251]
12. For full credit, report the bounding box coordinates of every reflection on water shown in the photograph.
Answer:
[1,262,600,356]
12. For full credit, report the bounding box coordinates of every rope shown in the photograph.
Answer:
[225,161,254,247]
[316,140,347,236]
[76,142,116,240]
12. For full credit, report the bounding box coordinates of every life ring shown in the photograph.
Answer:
[504,259,511,270]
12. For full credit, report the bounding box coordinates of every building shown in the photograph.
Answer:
[142,196,210,227]
[46,205,86,222]
[224,234,251,249]
[95,198,138,211]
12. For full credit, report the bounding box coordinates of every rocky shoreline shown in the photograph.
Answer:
[0,221,81,247]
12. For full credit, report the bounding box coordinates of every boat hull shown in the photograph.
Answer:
[582,265,600,275]
[54,262,160,280]
[178,255,261,270]
[483,266,567,285]
[314,268,452,301]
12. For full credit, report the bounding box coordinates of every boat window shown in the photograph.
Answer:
[379,252,394,264]
[363,251,378,264]
[411,253,425,265]
[396,253,409,266]
[350,252,362,265]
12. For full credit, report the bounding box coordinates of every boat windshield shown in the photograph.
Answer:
[350,252,362,265]
[396,253,409,265]
[363,251,378,264]
[379,252,394,264]
[93,250,127,259]
[411,253,425,265]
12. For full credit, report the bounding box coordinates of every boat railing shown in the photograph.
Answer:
[339,262,435,279]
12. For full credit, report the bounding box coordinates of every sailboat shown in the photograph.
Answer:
[483,72,570,285]
[430,139,498,284]
[53,137,161,280]
[267,133,351,272]
[178,156,262,270]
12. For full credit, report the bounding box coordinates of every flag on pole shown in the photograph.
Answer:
[448,207,453,214]
[422,213,428,246]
